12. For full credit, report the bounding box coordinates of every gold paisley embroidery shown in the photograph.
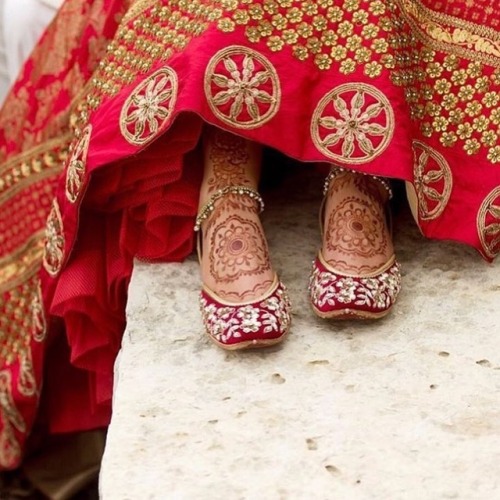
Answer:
[477,187,500,259]
[120,68,178,146]
[42,200,65,277]
[17,353,36,398]
[66,125,92,203]
[31,280,47,343]
[311,83,394,164]
[412,140,453,220]
[204,46,281,129]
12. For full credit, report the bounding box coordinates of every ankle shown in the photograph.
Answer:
[195,186,264,232]
[325,166,392,203]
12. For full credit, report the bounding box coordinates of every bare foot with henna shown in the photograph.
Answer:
[198,127,275,302]
[322,169,394,275]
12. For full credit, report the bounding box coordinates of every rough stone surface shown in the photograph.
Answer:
[100,170,500,500]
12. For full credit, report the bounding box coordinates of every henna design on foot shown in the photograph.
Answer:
[323,172,393,274]
[209,214,271,283]
[325,196,389,274]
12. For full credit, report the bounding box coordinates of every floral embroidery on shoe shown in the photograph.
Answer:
[309,258,401,314]
[199,281,291,347]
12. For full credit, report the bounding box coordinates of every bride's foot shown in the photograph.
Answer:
[196,128,291,349]
[309,167,401,319]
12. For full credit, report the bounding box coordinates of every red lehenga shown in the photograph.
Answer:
[1,0,499,470]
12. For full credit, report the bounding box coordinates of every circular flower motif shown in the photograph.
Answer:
[477,187,500,259]
[42,199,65,277]
[311,83,395,164]
[412,141,453,221]
[66,125,92,203]
[204,46,281,129]
[120,67,178,146]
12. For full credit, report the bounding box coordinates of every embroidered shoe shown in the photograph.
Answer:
[195,185,292,350]
[309,250,401,319]
[199,275,292,350]
[310,167,402,319]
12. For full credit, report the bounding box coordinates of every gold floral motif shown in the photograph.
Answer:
[66,125,92,203]
[477,187,500,259]
[222,0,393,74]
[120,68,178,146]
[0,371,25,469]
[42,200,65,277]
[412,140,453,220]
[311,83,394,164]
[204,46,281,129]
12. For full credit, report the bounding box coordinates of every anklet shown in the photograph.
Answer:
[194,185,264,231]
[323,166,393,200]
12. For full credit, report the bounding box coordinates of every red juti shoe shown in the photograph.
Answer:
[309,168,402,320]
[195,186,292,350]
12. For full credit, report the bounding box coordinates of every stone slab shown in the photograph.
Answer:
[100,171,500,500]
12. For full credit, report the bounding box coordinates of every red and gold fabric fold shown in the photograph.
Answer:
[1,0,499,469]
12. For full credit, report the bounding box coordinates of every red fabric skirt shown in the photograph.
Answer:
[1,0,499,469]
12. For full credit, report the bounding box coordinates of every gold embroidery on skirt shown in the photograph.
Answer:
[0,137,71,207]
[213,0,499,162]
[477,187,500,259]
[311,83,394,164]
[66,125,92,202]
[120,68,178,145]
[0,371,25,468]
[412,140,453,220]
[31,280,47,343]
[205,46,281,129]
[0,277,46,468]
[42,200,65,277]
[17,352,36,398]
[0,233,45,294]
